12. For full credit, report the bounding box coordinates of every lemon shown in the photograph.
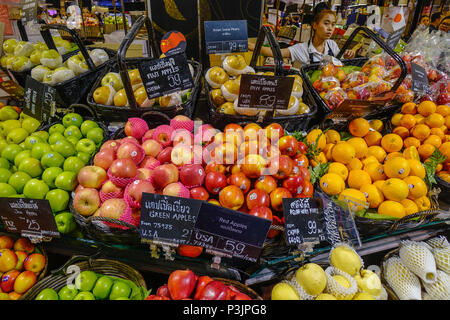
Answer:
[330,245,362,276]
[295,263,327,296]
[271,282,300,300]
[328,162,349,181]
[320,173,345,196]
[315,293,337,300]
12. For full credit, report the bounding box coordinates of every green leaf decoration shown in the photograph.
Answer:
[309,162,330,185]
[423,148,447,187]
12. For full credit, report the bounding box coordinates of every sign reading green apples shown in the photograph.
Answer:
[23,76,56,122]
[0,197,60,239]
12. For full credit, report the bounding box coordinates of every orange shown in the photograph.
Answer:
[401,199,419,215]
[399,114,416,130]
[362,155,379,167]
[403,176,428,200]
[320,173,346,196]
[367,146,387,163]
[425,113,445,128]
[364,162,387,181]
[381,178,409,201]
[384,157,410,179]
[393,126,410,139]
[369,119,384,132]
[378,200,406,218]
[435,163,443,173]
[347,158,363,171]
[423,134,442,148]
[403,146,420,161]
[430,127,445,141]
[413,113,426,124]
[381,134,403,153]
[306,129,327,151]
[385,151,404,161]
[417,100,437,117]
[391,113,403,126]
[373,180,385,192]
[407,159,426,179]
[338,188,368,212]
[439,142,450,163]
[414,196,431,211]
[364,131,382,146]
[347,137,368,159]
[403,137,421,148]
[332,141,356,164]
[311,152,327,167]
[328,162,349,181]
[360,183,384,208]
[323,143,335,161]
[349,118,370,137]
[418,143,436,160]
[411,124,431,141]
[436,105,450,117]
[325,130,341,144]
[348,169,372,189]
[446,116,450,129]
[401,102,417,114]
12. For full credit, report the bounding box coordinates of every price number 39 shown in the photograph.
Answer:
[224,239,246,255]
[307,220,317,235]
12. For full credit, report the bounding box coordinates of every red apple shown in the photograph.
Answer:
[204,171,227,195]
[249,206,273,220]
[77,165,108,189]
[142,139,162,157]
[136,168,152,181]
[74,184,86,194]
[156,284,171,299]
[163,182,190,198]
[176,245,203,258]
[116,142,144,164]
[179,164,205,188]
[140,156,159,169]
[190,186,209,201]
[246,189,270,210]
[124,118,149,138]
[297,180,314,198]
[13,270,36,294]
[93,148,116,170]
[196,280,229,300]
[120,136,139,145]
[13,238,34,254]
[100,140,121,153]
[208,199,221,206]
[167,269,197,300]
[270,187,293,211]
[100,180,123,195]
[204,162,226,174]
[23,253,45,274]
[172,129,193,147]
[73,188,101,217]
[0,249,18,273]
[0,235,14,250]
[127,179,155,204]
[254,175,277,194]
[240,154,268,178]
[95,198,128,220]
[1,269,20,293]
[194,275,214,300]
[109,159,137,179]
[282,174,305,196]
[265,123,284,142]
[142,129,155,142]
[152,164,179,190]
[219,185,244,210]
[271,155,293,179]
[227,172,251,194]
[278,135,299,157]
[14,251,27,271]
[171,144,194,166]
[156,147,173,164]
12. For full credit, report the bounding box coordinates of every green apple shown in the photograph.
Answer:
[19,111,31,122]
[58,285,78,300]
[75,270,98,291]
[76,138,97,155]
[76,152,91,165]
[31,142,52,160]
[54,211,76,234]
[48,123,66,136]
[51,139,76,158]
[6,128,29,144]
[21,117,41,134]
[8,171,32,194]
[109,281,131,300]
[0,119,21,136]
[30,131,49,143]
[66,136,79,147]
[0,139,8,155]
[14,149,32,167]
[86,128,104,145]
[23,179,49,199]
[63,156,85,174]
[41,151,65,169]
[64,125,83,140]
[62,113,83,128]
[48,132,65,145]
[92,276,114,300]
[54,171,78,191]
[18,157,43,178]
[35,288,59,300]
[11,56,33,72]
[33,41,48,51]
[19,142,27,150]
[73,291,95,300]
[45,188,69,212]
[80,120,99,137]
[101,72,123,91]
[23,136,43,150]
[0,157,10,169]
[0,106,19,121]
[1,144,22,162]
[0,182,17,197]
[42,167,63,189]
[0,168,12,183]
[10,165,17,173]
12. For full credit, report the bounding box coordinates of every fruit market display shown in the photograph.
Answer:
[271,243,387,300]
[33,270,147,300]
[145,269,254,300]
[0,234,47,300]
[0,107,104,234]
[205,55,311,117]
[382,235,449,300]
[104,14,129,27]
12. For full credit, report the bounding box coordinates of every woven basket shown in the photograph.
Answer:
[213,277,263,300]
[20,255,148,300]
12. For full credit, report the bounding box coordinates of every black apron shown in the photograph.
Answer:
[308,40,334,63]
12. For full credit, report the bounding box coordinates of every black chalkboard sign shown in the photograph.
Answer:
[282,197,325,246]
[385,27,405,50]
[189,202,271,263]
[411,62,429,93]
[23,76,56,122]
[138,53,194,100]
[0,197,60,240]
[237,74,294,110]
[139,192,203,245]
[204,20,248,54]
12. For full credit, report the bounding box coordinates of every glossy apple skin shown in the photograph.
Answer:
[271,155,294,179]
[246,189,270,210]
[254,175,277,194]
[218,185,244,210]
[109,159,137,179]
[270,187,293,212]
[249,206,273,221]
[0,249,18,272]
[193,275,214,300]
[156,147,173,164]
[278,135,299,157]
[190,186,209,201]
[282,174,305,196]
[93,148,116,170]
[176,245,203,258]
[152,164,179,190]
[0,236,14,250]
[77,165,108,188]
[13,238,34,254]
[204,171,227,195]
[73,188,101,217]
[23,253,46,274]
[167,269,197,300]
[13,270,37,294]
[265,123,284,142]
[1,269,20,293]
[227,172,251,194]
[126,179,155,205]
[14,251,28,271]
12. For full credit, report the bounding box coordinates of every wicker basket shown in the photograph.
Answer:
[104,23,124,34]
[59,26,102,39]
[20,255,148,300]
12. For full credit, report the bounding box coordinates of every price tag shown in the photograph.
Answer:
[21,0,37,23]
[23,76,56,122]
[385,27,405,50]
[189,202,271,263]
[0,80,24,101]
[0,197,60,241]
[139,193,202,245]
[411,62,429,93]
[237,74,294,110]
[138,53,194,100]
[282,198,325,246]
[204,20,248,55]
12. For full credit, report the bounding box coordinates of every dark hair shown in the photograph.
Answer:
[431,12,442,22]
[312,2,330,18]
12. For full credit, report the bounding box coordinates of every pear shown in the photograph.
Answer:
[93,85,116,105]
[40,49,63,69]
[353,269,382,296]
[11,56,33,72]
[3,38,18,54]
[271,282,300,300]
[13,41,34,57]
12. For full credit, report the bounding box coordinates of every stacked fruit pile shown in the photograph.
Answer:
[0,235,46,300]
[206,55,311,117]
[271,243,386,300]
[0,109,104,234]
[104,14,129,26]
[34,269,146,300]
[145,269,253,300]
[382,235,449,300]
[390,101,450,183]
[316,110,439,219]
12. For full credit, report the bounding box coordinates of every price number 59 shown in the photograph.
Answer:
[224,240,245,255]
[168,74,181,88]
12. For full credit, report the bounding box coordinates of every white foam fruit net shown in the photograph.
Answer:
[324,266,358,300]
[432,246,450,274]
[422,270,450,300]
[286,276,318,301]
[426,236,450,249]
[383,256,422,300]
[399,240,437,284]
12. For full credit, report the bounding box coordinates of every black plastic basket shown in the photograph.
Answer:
[207,25,317,132]
[435,174,450,204]
[86,15,202,124]
[300,26,408,123]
